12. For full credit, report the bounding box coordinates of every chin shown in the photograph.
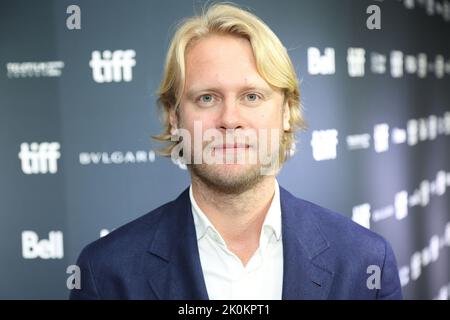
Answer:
[190,163,264,194]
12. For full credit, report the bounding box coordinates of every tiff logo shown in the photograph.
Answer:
[89,50,136,83]
[347,48,366,77]
[22,230,64,259]
[18,142,61,174]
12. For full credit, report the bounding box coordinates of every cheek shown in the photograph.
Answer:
[248,109,283,129]
[178,105,215,132]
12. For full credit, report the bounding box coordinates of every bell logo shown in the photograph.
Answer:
[89,49,136,83]
[18,142,61,174]
[21,230,64,259]
[307,47,335,75]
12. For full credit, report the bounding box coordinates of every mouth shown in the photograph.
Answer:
[213,143,251,151]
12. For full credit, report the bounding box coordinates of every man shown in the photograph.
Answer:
[70,3,402,300]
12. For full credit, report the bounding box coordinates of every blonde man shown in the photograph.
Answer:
[71,3,402,300]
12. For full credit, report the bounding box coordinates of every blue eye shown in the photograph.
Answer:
[199,94,213,103]
[246,93,259,101]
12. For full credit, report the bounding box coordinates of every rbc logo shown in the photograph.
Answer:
[310,129,338,161]
[89,49,136,83]
[18,142,61,174]
[21,230,64,259]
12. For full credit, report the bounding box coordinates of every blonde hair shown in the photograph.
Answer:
[153,2,306,163]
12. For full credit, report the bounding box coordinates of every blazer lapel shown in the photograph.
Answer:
[280,187,334,300]
[144,186,335,300]
[145,188,209,300]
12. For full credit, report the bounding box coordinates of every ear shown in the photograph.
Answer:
[282,101,291,132]
[168,107,178,134]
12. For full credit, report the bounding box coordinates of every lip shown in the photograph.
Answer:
[213,144,250,150]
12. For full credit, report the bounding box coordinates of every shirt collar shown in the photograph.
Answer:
[189,185,218,242]
[189,180,282,242]
[263,179,282,241]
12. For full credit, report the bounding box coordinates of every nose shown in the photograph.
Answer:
[218,97,244,131]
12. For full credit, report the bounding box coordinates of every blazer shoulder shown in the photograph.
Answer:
[282,187,390,258]
[310,199,385,246]
[281,187,402,299]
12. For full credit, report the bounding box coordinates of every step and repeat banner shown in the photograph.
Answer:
[0,0,449,299]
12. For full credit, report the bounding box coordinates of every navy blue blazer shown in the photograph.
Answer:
[70,186,403,300]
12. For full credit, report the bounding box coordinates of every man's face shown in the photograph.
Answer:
[172,34,290,193]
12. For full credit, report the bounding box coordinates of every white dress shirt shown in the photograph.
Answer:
[189,180,284,300]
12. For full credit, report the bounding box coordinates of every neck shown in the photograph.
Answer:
[191,174,276,265]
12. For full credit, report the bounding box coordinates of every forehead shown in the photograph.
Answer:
[184,34,271,91]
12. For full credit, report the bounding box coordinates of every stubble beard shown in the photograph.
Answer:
[189,162,265,195]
